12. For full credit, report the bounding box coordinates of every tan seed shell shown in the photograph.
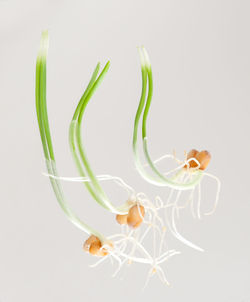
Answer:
[195,150,211,170]
[127,204,145,228]
[116,214,128,225]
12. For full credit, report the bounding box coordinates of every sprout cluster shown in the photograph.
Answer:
[35,31,220,287]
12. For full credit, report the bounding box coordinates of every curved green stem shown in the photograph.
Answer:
[132,48,164,186]
[69,59,129,215]
[133,48,148,152]
[35,30,106,242]
[69,122,111,210]
[68,64,112,211]
[72,63,101,121]
[76,63,112,202]
[133,47,204,190]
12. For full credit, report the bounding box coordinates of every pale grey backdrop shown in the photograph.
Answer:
[0,0,249,301]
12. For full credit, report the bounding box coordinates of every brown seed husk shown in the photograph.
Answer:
[127,204,145,228]
[84,235,113,257]
[116,214,128,225]
[83,235,99,252]
[89,240,102,255]
[195,150,211,170]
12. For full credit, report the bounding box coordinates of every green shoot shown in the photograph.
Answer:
[35,30,106,242]
[68,63,113,211]
[133,47,204,190]
[69,62,130,214]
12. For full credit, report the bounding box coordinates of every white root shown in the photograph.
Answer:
[203,172,221,216]
[43,173,135,196]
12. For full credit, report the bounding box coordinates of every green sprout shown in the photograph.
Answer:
[133,46,220,208]
[132,47,221,252]
[133,47,209,190]
[35,30,108,243]
[68,61,134,215]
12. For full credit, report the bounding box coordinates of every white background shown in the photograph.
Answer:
[0,1,249,301]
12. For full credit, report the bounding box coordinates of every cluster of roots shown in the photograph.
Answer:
[80,148,219,286]
[85,194,177,286]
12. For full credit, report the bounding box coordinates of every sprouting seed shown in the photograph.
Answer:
[132,46,221,251]
[133,46,219,193]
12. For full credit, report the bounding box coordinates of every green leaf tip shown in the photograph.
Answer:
[141,47,151,68]
[137,46,151,69]
[38,30,49,60]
